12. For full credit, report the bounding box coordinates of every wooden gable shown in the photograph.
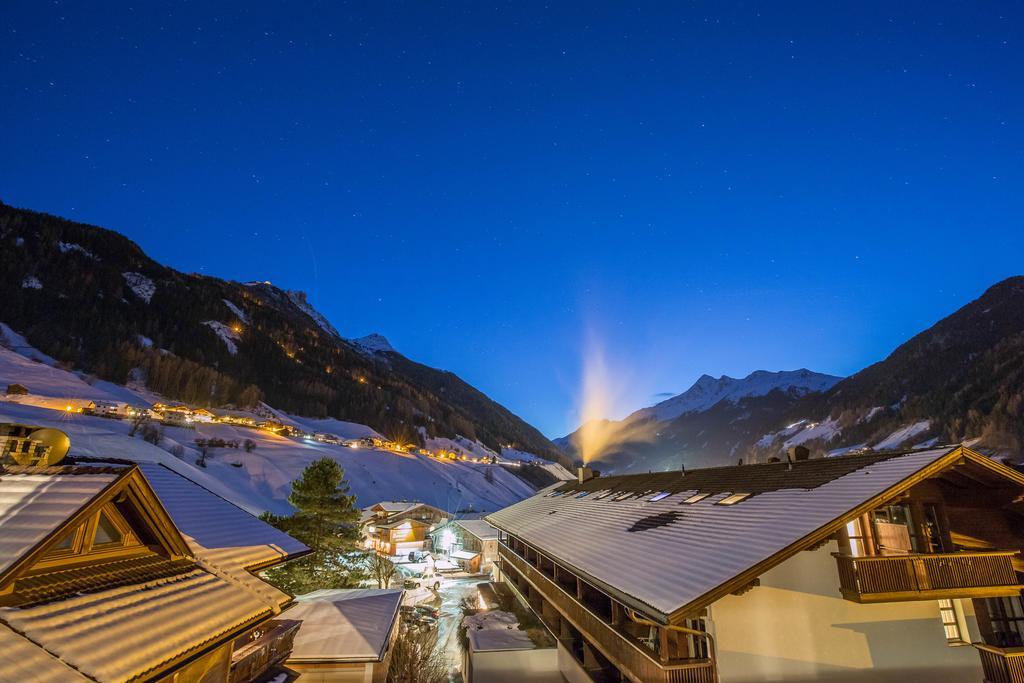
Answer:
[0,465,194,606]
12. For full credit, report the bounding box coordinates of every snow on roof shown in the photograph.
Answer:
[464,610,541,652]
[0,622,91,681]
[487,448,959,619]
[454,519,499,541]
[2,568,272,682]
[286,589,404,662]
[368,500,422,513]
[451,549,479,560]
[139,463,308,568]
[0,469,118,575]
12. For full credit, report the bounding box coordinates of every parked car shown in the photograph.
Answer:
[402,567,446,591]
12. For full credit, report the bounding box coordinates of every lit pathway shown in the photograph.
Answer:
[435,576,487,683]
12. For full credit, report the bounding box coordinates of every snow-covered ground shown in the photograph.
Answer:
[874,420,932,450]
[0,327,541,516]
[203,321,240,355]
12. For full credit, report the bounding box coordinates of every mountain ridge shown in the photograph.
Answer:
[0,200,567,464]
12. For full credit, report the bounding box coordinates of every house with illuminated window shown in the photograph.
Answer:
[430,519,501,574]
[0,458,309,683]
[361,501,452,557]
[486,446,1024,683]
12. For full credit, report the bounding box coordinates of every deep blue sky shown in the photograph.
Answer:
[2,2,1023,438]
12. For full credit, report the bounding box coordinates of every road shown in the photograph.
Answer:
[432,576,486,683]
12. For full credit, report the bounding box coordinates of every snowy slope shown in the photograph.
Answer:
[631,369,842,423]
[0,342,538,516]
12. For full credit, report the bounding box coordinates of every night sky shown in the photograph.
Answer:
[2,2,1023,438]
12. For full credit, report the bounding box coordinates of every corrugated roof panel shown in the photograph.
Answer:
[1,568,270,682]
[0,622,90,682]
[487,449,953,617]
[139,463,308,566]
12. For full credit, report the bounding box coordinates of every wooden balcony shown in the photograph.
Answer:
[499,544,715,683]
[230,618,301,683]
[833,550,1022,603]
[974,643,1024,683]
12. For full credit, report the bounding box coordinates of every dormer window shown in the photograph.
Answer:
[41,503,141,563]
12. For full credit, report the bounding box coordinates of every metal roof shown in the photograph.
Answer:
[139,463,308,567]
[286,589,404,663]
[454,519,499,541]
[486,448,967,620]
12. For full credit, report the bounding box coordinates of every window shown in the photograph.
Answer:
[574,491,590,499]
[612,492,635,501]
[717,493,751,506]
[648,492,671,502]
[872,503,919,554]
[682,493,711,504]
[40,504,139,564]
[938,599,968,644]
[93,512,123,546]
[845,518,870,557]
[984,596,1024,648]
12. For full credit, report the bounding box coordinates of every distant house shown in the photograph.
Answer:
[487,446,1024,683]
[361,501,452,557]
[284,588,404,682]
[153,402,194,427]
[430,519,501,574]
[82,400,125,418]
[4,383,28,396]
[190,408,216,423]
[313,432,342,444]
[0,460,309,682]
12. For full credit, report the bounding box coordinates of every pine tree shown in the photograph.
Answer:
[260,457,365,593]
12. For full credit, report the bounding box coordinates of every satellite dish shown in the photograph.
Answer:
[7,428,71,466]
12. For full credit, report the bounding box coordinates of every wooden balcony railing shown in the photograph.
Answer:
[499,544,715,683]
[833,550,1022,603]
[230,618,301,683]
[974,643,1024,683]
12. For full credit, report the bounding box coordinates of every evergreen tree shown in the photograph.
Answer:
[260,457,365,593]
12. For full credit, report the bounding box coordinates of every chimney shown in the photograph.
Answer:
[787,445,810,463]
[577,466,596,484]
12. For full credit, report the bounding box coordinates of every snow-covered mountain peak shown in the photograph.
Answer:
[351,333,395,355]
[633,369,842,423]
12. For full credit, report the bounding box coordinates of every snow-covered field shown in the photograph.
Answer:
[0,328,541,516]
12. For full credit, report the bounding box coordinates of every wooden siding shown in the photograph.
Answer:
[833,550,1022,603]
[975,644,1024,683]
[230,619,301,683]
[499,544,715,683]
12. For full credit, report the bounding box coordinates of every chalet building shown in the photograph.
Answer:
[430,519,501,574]
[0,459,309,683]
[284,588,404,682]
[5,383,28,396]
[486,446,1024,683]
[361,501,452,557]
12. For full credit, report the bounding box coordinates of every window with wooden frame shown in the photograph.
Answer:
[937,599,968,645]
[983,596,1024,648]
[39,502,144,566]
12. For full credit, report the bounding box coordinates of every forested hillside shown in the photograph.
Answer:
[0,201,566,463]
